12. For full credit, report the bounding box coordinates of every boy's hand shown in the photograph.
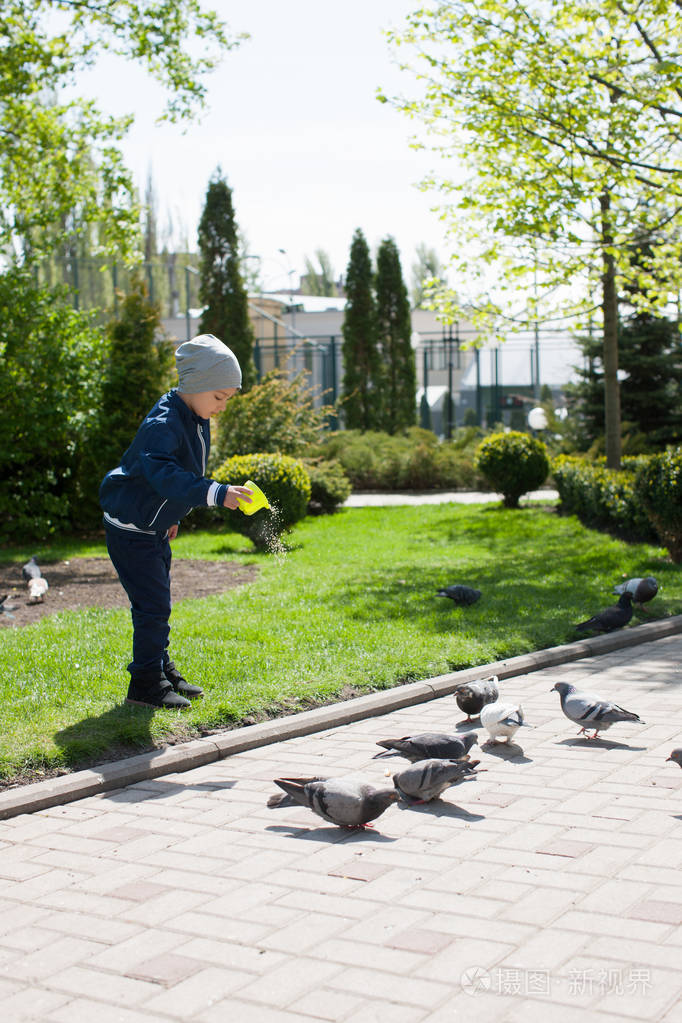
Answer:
[168,524,179,540]
[223,485,253,510]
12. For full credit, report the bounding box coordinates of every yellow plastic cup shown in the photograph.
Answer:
[237,479,270,516]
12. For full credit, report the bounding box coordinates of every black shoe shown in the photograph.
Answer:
[163,660,204,700]
[126,671,191,709]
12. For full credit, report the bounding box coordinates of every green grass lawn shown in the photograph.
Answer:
[1,503,679,785]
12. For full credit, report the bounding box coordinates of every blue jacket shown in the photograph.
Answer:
[99,389,230,533]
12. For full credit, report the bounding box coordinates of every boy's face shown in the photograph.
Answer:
[180,388,238,419]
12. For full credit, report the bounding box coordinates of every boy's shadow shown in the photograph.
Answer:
[54,702,157,769]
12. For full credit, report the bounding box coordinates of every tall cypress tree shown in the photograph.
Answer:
[341,228,382,430]
[375,236,416,434]
[198,170,256,390]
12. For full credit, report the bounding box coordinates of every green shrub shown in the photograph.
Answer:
[211,370,334,468]
[311,427,484,491]
[475,431,549,508]
[0,269,106,542]
[634,447,682,561]
[213,452,311,549]
[303,458,352,514]
[552,454,657,542]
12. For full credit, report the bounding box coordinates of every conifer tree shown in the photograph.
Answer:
[100,279,175,470]
[341,229,382,430]
[375,237,416,433]
[198,171,256,390]
[566,312,682,452]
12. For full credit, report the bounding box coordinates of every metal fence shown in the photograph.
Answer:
[42,256,585,437]
[249,320,585,438]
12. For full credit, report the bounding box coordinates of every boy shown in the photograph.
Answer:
[100,333,252,709]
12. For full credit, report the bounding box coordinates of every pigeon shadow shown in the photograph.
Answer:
[455,718,481,730]
[397,800,485,821]
[557,737,647,752]
[265,824,396,843]
[481,741,532,763]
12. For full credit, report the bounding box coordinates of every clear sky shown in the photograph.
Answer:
[85,0,453,292]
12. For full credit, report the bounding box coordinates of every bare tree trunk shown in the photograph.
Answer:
[600,192,621,470]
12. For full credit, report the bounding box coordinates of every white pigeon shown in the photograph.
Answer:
[27,577,48,604]
[480,700,527,743]
[552,682,644,739]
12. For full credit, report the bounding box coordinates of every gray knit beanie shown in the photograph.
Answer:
[175,334,242,393]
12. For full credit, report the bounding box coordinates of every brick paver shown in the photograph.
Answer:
[2,634,682,1021]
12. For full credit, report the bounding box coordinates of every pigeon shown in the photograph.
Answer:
[551,681,644,739]
[22,556,41,581]
[436,584,481,606]
[454,675,499,720]
[373,730,479,762]
[0,594,17,619]
[613,576,658,607]
[480,701,528,743]
[27,577,48,604]
[392,757,481,804]
[666,749,682,769]
[267,775,399,828]
[574,591,633,633]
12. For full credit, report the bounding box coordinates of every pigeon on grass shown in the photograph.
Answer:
[480,701,528,744]
[436,584,481,606]
[267,776,399,829]
[613,576,658,607]
[574,592,633,634]
[552,682,644,739]
[392,758,482,804]
[666,749,682,769]
[373,731,478,763]
[454,676,499,720]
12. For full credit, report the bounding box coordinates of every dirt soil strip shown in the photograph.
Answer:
[0,557,259,628]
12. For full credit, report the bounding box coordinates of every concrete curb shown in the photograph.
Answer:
[2,614,682,821]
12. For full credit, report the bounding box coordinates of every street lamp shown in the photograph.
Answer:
[185,265,199,342]
[277,247,297,330]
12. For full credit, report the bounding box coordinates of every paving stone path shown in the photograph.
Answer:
[1,634,682,1022]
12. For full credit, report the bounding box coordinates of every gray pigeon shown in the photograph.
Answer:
[552,681,644,739]
[454,675,499,720]
[267,775,399,828]
[613,576,658,607]
[436,584,481,606]
[574,591,633,633]
[0,594,17,619]
[392,757,481,804]
[666,749,682,769]
[373,730,479,762]
[22,556,41,581]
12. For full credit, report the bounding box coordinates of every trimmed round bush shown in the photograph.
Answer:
[213,452,311,549]
[474,431,549,508]
[303,457,351,514]
[634,446,682,561]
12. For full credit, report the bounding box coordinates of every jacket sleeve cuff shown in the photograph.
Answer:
[207,482,228,507]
